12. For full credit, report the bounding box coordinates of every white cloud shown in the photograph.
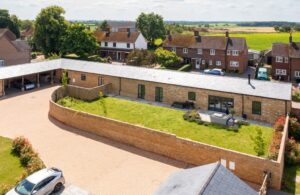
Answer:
[0,0,299,22]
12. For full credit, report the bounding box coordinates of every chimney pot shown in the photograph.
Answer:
[290,34,293,44]
[248,74,251,84]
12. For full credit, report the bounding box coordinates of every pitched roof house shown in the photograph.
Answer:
[107,21,136,32]
[154,162,257,195]
[94,29,147,62]
[0,28,31,66]
[163,32,248,73]
[271,35,300,82]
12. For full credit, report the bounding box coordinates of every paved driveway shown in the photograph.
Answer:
[0,86,186,194]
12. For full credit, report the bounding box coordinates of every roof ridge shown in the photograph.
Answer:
[199,162,221,194]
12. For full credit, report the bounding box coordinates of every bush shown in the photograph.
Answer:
[285,138,300,165]
[289,117,300,140]
[268,130,282,160]
[183,110,203,125]
[126,49,155,66]
[274,116,286,132]
[251,128,266,156]
[12,136,31,156]
[292,91,300,102]
[236,120,250,127]
[154,48,183,68]
[31,52,37,59]
[178,64,192,72]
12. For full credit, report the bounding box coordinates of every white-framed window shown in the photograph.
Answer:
[276,56,283,63]
[232,50,239,56]
[285,57,289,63]
[183,48,188,54]
[210,49,215,56]
[295,71,300,78]
[216,61,221,66]
[197,48,203,54]
[230,61,239,67]
[276,69,287,75]
[209,60,213,66]
[0,60,4,66]
[227,50,231,55]
[172,47,176,53]
[202,60,205,65]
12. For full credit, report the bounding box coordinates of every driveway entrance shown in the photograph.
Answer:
[0,86,185,194]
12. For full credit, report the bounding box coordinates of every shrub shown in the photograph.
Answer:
[154,48,183,68]
[12,137,31,156]
[292,90,300,102]
[20,144,36,166]
[285,138,300,165]
[273,116,286,132]
[183,110,201,122]
[236,120,250,127]
[268,130,282,160]
[126,49,155,66]
[251,128,266,156]
[289,117,300,140]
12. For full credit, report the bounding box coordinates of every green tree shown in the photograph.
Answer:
[33,6,68,57]
[0,9,20,38]
[136,12,166,45]
[99,20,109,31]
[251,128,266,156]
[61,24,98,57]
[154,48,182,68]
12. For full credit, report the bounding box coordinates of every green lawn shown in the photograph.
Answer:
[0,136,25,188]
[57,96,274,156]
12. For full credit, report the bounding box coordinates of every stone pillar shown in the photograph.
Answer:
[21,76,25,91]
[37,73,40,88]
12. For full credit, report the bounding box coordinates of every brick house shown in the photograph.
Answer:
[0,59,291,123]
[0,28,31,66]
[94,29,147,62]
[163,32,248,73]
[271,36,300,82]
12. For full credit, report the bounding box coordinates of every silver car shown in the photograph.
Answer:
[6,168,65,195]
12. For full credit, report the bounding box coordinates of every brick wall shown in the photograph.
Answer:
[291,58,300,82]
[272,57,290,81]
[49,95,285,190]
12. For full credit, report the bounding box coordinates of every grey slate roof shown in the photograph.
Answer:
[0,59,292,101]
[154,162,258,195]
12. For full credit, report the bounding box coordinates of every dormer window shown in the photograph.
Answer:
[232,50,239,56]
[197,49,203,54]
[276,56,283,63]
[172,47,176,53]
[183,48,188,54]
[210,49,215,56]
[113,42,117,47]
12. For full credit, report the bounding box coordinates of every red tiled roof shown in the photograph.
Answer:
[94,31,140,43]
[272,42,300,58]
[0,28,16,40]
[163,34,246,50]
[290,43,300,58]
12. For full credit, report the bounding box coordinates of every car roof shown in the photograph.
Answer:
[212,68,222,71]
[258,68,267,71]
[26,168,56,184]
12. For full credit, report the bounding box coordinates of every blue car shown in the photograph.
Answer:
[257,68,269,80]
[204,68,225,76]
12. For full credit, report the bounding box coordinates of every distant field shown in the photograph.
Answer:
[183,31,300,51]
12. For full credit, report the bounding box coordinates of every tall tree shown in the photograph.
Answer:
[0,9,20,38]
[99,20,109,31]
[61,24,98,57]
[136,12,166,45]
[33,6,68,57]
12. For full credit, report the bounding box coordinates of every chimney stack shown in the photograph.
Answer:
[225,31,229,38]
[105,31,110,37]
[289,32,293,44]
[168,34,172,41]
[127,28,131,37]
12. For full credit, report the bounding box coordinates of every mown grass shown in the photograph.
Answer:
[57,96,274,156]
[0,136,25,187]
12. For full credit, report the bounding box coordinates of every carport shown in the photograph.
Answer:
[0,60,61,96]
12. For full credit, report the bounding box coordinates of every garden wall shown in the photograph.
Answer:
[49,88,288,190]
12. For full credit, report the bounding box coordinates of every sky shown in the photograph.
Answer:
[1,0,300,22]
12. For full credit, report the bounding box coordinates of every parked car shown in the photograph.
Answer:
[172,101,195,109]
[13,79,36,90]
[257,67,269,80]
[6,168,65,195]
[204,68,225,76]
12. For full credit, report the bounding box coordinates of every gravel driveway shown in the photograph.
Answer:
[0,86,186,194]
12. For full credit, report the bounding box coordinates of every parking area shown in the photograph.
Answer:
[0,86,186,194]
